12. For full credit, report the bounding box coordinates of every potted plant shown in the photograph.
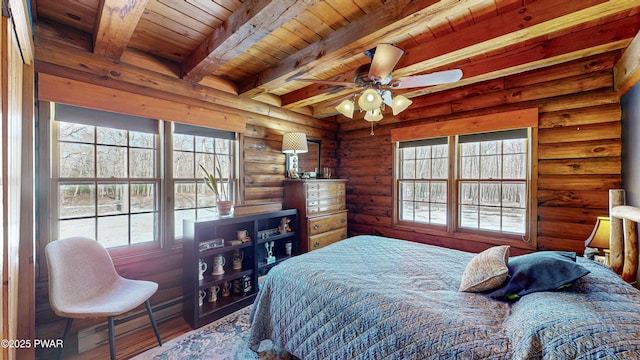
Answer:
[199,162,233,216]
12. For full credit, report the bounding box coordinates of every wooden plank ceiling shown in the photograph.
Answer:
[32,0,640,120]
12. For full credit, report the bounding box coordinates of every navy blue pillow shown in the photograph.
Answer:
[488,251,590,301]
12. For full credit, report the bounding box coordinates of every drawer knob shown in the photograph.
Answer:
[313,241,320,248]
[341,218,346,223]
[313,224,320,230]
[341,233,347,239]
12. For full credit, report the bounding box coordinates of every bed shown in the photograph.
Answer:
[248,193,640,359]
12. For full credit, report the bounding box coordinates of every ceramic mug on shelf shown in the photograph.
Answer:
[212,254,225,275]
[208,285,220,303]
[222,281,231,297]
[236,229,248,241]
[232,249,244,270]
[285,242,292,256]
[198,259,207,281]
[198,290,206,306]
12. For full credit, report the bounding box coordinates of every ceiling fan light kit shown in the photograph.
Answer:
[298,43,463,134]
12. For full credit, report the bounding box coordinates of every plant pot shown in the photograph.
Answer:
[216,200,234,216]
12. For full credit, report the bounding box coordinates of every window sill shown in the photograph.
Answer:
[392,224,536,251]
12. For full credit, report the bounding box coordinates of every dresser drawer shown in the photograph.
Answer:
[308,211,348,236]
[309,227,347,251]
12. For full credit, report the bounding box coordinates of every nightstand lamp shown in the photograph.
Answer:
[282,132,308,178]
[584,216,611,266]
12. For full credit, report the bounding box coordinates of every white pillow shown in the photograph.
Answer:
[459,245,510,292]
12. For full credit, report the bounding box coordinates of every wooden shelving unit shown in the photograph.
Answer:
[182,209,298,329]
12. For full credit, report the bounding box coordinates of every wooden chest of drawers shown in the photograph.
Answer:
[284,179,348,252]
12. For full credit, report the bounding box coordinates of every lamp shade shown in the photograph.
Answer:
[282,132,308,154]
[336,99,355,118]
[391,95,413,115]
[358,89,383,111]
[585,216,610,250]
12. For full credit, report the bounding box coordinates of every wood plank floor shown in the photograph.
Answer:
[53,316,192,360]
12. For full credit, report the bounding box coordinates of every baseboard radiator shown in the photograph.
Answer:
[77,297,183,353]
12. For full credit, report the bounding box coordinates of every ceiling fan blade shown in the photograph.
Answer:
[293,78,357,87]
[368,44,404,84]
[389,69,463,89]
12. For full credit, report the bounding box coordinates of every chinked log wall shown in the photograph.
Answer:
[337,51,622,254]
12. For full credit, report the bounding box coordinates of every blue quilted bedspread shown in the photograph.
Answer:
[248,235,640,359]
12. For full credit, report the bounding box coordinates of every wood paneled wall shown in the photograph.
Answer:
[33,72,338,357]
[337,51,622,255]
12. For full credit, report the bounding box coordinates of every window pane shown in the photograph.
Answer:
[481,141,498,155]
[503,138,527,154]
[97,145,127,178]
[415,182,429,202]
[175,182,196,209]
[503,154,526,179]
[130,148,156,178]
[431,203,447,225]
[479,206,501,231]
[431,182,447,203]
[97,127,127,146]
[215,139,230,154]
[460,142,478,156]
[59,143,95,177]
[196,153,215,172]
[131,213,156,244]
[197,183,216,207]
[502,182,526,208]
[131,183,156,212]
[402,147,415,160]
[459,182,478,205]
[130,131,155,148]
[460,156,479,179]
[59,122,94,143]
[416,159,431,179]
[503,208,526,234]
[480,182,500,206]
[459,204,479,229]
[480,155,500,179]
[401,201,414,221]
[400,181,414,201]
[195,136,214,153]
[174,134,193,151]
[432,158,448,178]
[174,151,195,178]
[98,216,129,248]
[59,183,95,218]
[97,183,128,215]
[59,218,95,239]
[432,144,448,158]
[415,146,430,158]
[402,160,415,178]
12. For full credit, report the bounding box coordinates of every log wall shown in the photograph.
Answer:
[337,51,623,255]
[33,72,337,356]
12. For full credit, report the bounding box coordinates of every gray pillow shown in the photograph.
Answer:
[488,251,590,301]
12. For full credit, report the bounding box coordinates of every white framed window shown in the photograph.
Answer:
[52,104,160,248]
[392,109,537,245]
[172,123,237,238]
[48,103,238,249]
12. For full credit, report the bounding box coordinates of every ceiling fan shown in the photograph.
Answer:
[294,44,463,128]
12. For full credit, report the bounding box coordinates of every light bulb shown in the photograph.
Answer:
[358,89,382,111]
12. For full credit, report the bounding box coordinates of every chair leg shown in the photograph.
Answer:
[108,316,116,360]
[57,318,73,360]
[145,300,162,346]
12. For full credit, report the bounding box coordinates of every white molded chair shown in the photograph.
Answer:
[45,236,162,360]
